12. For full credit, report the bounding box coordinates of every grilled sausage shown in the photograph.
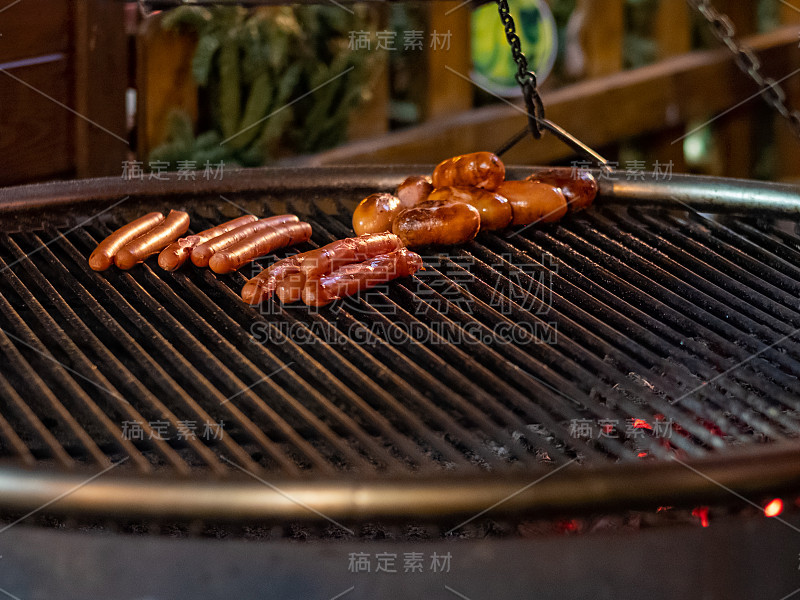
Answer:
[427,186,512,231]
[275,271,306,304]
[526,168,598,212]
[392,200,480,247]
[302,248,424,307]
[241,256,303,305]
[395,175,433,208]
[89,212,165,271]
[432,152,505,191]
[191,214,299,267]
[240,232,404,304]
[495,181,568,226]
[352,193,404,236]
[114,210,190,270]
[298,232,404,279]
[157,215,258,271]
[209,221,312,274]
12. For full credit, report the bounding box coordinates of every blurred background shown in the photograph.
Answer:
[1,0,798,187]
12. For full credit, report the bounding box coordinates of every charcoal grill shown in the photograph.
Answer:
[2,167,800,598]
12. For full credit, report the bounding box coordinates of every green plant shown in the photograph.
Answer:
[149,5,378,167]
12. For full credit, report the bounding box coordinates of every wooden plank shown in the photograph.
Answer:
[136,15,198,162]
[780,1,800,24]
[423,0,472,120]
[654,0,691,59]
[647,0,692,174]
[0,61,71,186]
[0,0,69,63]
[711,0,758,177]
[565,0,624,79]
[777,0,800,181]
[297,26,800,167]
[346,7,389,141]
[74,0,129,179]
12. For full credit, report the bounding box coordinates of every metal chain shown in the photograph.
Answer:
[496,0,545,138]
[687,0,800,139]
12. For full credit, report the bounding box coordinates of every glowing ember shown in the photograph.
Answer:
[637,452,648,458]
[656,506,673,512]
[764,498,784,518]
[692,506,710,527]
[555,519,580,533]
[632,419,652,430]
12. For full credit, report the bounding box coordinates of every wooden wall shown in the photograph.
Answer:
[0,0,128,187]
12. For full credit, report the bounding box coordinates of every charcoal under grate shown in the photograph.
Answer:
[0,167,799,522]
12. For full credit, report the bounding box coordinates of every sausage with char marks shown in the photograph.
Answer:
[427,186,512,230]
[352,193,403,236]
[302,248,423,307]
[432,152,505,191]
[392,200,480,247]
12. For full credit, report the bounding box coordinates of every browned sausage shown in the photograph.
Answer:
[275,270,306,304]
[191,214,299,267]
[89,212,165,271]
[392,200,480,247]
[302,248,424,307]
[395,175,433,208]
[352,193,403,236]
[241,256,302,305]
[114,210,190,270]
[526,168,598,212]
[209,221,312,274]
[427,186,512,231]
[495,181,568,226]
[432,152,505,191]
[157,214,258,271]
[298,232,404,279]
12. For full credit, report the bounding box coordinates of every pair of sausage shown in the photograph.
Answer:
[89,210,191,271]
[186,215,311,274]
[241,232,421,307]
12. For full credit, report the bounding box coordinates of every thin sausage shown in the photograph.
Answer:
[209,221,312,274]
[432,152,505,191]
[89,212,165,271]
[495,181,568,225]
[352,193,403,236]
[158,214,258,271]
[526,168,598,212]
[427,186,512,230]
[392,200,480,247]
[114,210,190,270]
[302,248,423,307]
[241,256,303,305]
[298,232,404,279]
[395,175,433,208]
[191,214,299,267]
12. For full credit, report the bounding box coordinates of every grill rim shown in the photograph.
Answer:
[0,439,798,521]
[2,166,800,217]
[1,166,800,522]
